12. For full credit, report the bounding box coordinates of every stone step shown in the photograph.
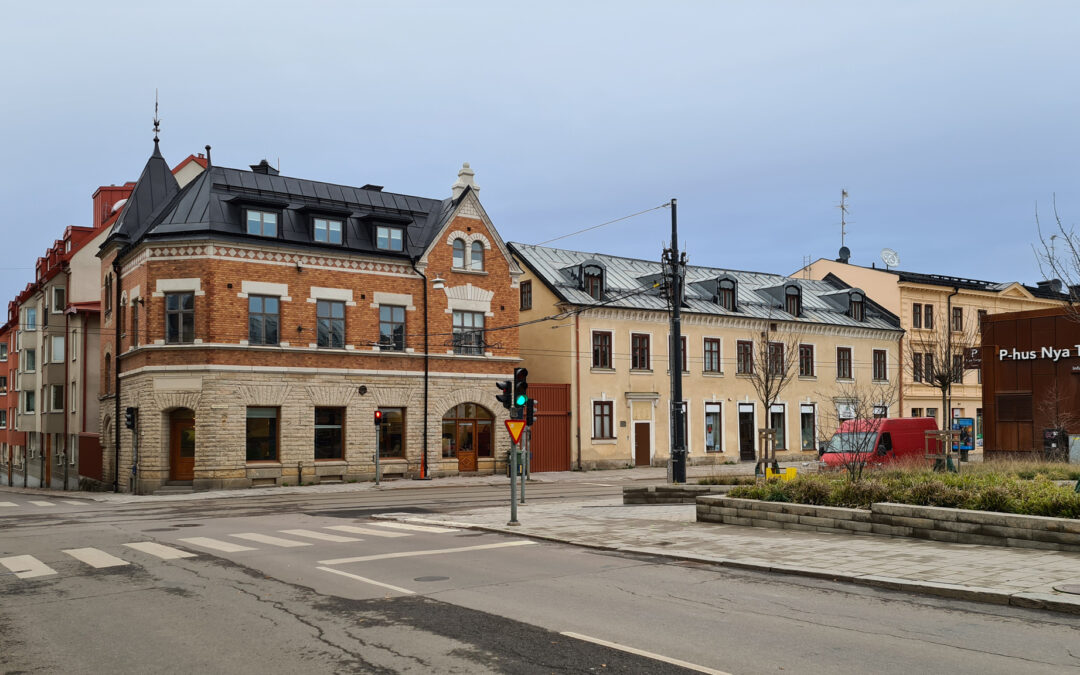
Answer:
[153,486,194,496]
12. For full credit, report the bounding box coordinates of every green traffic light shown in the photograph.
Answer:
[515,394,528,406]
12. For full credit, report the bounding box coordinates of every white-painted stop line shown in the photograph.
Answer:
[178,537,257,553]
[124,542,197,560]
[63,548,129,569]
[230,533,311,548]
[0,555,57,579]
[372,522,459,534]
[280,529,360,543]
[0,502,16,507]
[561,632,732,675]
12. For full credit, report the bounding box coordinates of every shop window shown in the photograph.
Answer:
[246,407,279,462]
[800,405,816,451]
[377,407,405,457]
[705,402,722,452]
[314,407,344,460]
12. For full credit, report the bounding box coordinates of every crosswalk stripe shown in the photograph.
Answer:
[279,529,360,543]
[0,555,57,579]
[0,502,16,507]
[178,537,257,553]
[372,522,460,534]
[123,542,197,560]
[230,533,311,548]
[325,525,411,538]
[61,500,87,506]
[63,548,129,569]
[29,501,55,507]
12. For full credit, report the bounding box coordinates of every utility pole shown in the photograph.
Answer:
[664,198,687,483]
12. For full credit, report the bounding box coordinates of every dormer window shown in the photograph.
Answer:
[376,225,404,252]
[246,209,278,237]
[582,264,604,301]
[785,284,802,317]
[715,277,737,311]
[849,292,865,321]
[470,241,484,271]
[314,218,343,244]
[452,238,466,268]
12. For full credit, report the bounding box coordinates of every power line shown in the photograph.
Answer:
[535,203,670,246]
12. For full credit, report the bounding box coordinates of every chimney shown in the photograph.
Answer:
[451,162,479,200]
[250,159,279,176]
[90,183,135,229]
[1037,279,1064,293]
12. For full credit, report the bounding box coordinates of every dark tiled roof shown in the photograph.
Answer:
[109,140,180,245]
[892,269,1069,300]
[108,144,455,259]
[511,243,901,332]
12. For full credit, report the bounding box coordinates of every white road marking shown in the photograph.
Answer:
[29,501,55,507]
[279,529,360,543]
[325,525,410,538]
[61,500,87,506]
[371,522,460,534]
[63,548,129,569]
[0,502,16,507]
[319,540,535,565]
[123,542,197,560]
[579,482,614,487]
[230,533,311,548]
[561,632,732,675]
[0,555,57,579]
[315,566,416,595]
[178,537,258,553]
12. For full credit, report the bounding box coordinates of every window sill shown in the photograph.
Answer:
[701,371,724,377]
[872,379,890,384]
[450,268,489,276]
[246,461,282,467]
[630,369,653,375]
[314,459,346,464]
[591,438,617,444]
[590,367,616,374]
[836,377,855,383]
[798,375,817,381]
[735,372,754,378]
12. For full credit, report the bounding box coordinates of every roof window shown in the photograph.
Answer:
[376,225,404,252]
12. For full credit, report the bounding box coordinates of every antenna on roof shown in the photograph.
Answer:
[802,255,811,279]
[152,88,160,144]
[838,189,849,248]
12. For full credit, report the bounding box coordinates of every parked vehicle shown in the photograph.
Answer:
[820,418,940,468]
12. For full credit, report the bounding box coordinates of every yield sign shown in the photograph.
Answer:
[504,419,526,444]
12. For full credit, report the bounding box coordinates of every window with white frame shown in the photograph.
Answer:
[313,218,343,245]
[0,343,6,361]
[50,335,64,363]
[24,349,35,372]
[376,225,404,251]
[23,391,34,413]
[52,287,65,313]
[470,241,484,271]
[51,385,63,412]
[246,209,278,237]
[592,401,614,439]
[800,404,816,451]
[705,402,722,452]
[0,410,6,429]
[769,403,786,450]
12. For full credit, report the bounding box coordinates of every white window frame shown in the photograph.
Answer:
[704,401,723,453]
[50,335,64,364]
[51,287,65,314]
[769,402,787,451]
[50,385,63,412]
[702,336,723,375]
[591,398,616,443]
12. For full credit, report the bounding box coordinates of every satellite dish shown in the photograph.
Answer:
[881,248,900,269]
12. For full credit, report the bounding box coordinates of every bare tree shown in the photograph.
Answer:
[906,316,981,430]
[744,320,803,475]
[1034,197,1080,320]
[818,379,900,481]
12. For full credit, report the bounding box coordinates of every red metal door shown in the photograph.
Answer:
[528,384,571,472]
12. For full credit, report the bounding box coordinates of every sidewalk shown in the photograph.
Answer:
[375,496,1080,616]
[0,460,808,503]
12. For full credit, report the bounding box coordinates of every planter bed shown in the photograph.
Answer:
[697,496,1080,552]
[623,484,739,505]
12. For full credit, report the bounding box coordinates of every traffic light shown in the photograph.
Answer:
[374,409,383,426]
[513,367,529,407]
[525,398,536,426]
[124,407,136,430]
[495,380,513,410]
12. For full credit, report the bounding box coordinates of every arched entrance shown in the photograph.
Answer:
[442,403,493,472]
[169,409,196,481]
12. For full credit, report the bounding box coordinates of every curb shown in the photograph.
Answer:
[373,513,1080,617]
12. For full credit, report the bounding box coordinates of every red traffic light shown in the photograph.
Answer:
[374,410,383,425]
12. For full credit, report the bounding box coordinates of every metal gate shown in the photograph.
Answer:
[528,383,571,472]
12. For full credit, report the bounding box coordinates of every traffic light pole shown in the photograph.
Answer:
[668,198,687,483]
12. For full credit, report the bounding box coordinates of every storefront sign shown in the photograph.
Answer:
[998,346,1080,362]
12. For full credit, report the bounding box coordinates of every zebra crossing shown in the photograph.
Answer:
[0,498,91,509]
[0,522,460,581]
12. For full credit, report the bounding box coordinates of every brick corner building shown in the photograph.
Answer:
[99,140,522,493]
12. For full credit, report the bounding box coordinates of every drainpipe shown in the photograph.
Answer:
[63,307,69,491]
[574,311,582,470]
[112,258,122,493]
[897,333,904,415]
[410,257,429,479]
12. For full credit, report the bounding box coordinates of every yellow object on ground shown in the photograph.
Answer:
[765,467,797,481]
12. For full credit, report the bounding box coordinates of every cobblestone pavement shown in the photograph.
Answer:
[378,496,1080,615]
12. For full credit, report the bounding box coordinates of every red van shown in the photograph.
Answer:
[820,418,940,468]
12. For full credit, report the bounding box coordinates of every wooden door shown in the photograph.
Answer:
[170,417,195,481]
[634,422,651,466]
[739,412,755,461]
[456,422,477,472]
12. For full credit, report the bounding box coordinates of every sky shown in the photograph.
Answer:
[1,1,1078,304]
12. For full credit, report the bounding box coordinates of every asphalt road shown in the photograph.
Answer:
[2,486,1078,674]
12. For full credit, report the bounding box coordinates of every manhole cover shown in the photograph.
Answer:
[413,576,450,582]
[1052,584,1080,595]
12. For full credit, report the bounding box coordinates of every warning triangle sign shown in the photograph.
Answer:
[504,419,526,444]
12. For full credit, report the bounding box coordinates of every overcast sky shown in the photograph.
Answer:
[2,1,1078,303]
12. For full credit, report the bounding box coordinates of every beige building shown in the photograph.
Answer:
[512,244,904,468]
[797,253,1068,436]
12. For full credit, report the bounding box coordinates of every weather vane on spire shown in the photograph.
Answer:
[153,88,160,143]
